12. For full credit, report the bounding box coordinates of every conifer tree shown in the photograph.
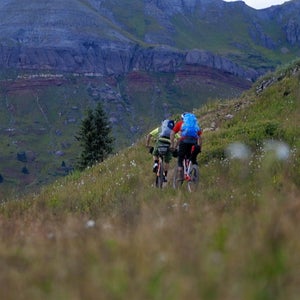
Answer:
[76,103,114,170]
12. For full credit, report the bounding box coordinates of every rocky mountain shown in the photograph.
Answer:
[1,0,300,192]
[1,0,300,79]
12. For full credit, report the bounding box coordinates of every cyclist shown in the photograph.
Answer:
[146,119,175,182]
[170,112,202,179]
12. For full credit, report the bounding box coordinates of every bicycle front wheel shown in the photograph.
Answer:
[187,164,200,192]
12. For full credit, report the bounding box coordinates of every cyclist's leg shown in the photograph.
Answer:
[177,141,188,177]
[152,143,159,172]
[159,150,172,182]
[190,144,200,164]
[173,142,186,188]
[156,156,165,188]
[164,148,173,178]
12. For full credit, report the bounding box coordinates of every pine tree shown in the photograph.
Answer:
[76,103,114,170]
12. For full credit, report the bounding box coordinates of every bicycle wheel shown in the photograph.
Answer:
[156,160,164,188]
[187,164,200,192]
[173,167,184,189]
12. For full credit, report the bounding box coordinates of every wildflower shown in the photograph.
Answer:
[130,160,137,167]
[225,142,251,160]
[263,140,290,161]
[85,220,95,228]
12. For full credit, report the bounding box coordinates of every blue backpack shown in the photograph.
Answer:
[181,113,200,138]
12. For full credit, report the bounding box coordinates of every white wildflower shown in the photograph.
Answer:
[85,220,95,228]
[263,140,290,161]
[130,160,137,167]
[225,142,251,160]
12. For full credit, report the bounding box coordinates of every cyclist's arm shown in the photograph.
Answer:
[170,130,175,149]
[146,127,159,147]
[174,132,180,148]
[171,122,182,149]
[146,133,152,147]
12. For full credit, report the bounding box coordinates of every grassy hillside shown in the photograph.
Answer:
[0,60,299,299]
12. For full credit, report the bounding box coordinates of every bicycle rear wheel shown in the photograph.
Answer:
[173,168,184,189]
[187,164,200,192]
[156,161,164,188]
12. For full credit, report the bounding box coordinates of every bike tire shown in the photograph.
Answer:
[173,168,184,189]
[187,164,200,192]
[156,161,164,188]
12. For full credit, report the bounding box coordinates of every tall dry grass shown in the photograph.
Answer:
[0,138,299,300]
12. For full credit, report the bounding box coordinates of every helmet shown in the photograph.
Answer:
[181,112,188,119]
[167,120,175,129]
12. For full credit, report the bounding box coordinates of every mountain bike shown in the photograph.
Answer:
[173,152,200,192]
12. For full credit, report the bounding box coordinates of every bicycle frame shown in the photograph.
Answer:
[183,157,192,181]
[173,154,200,192]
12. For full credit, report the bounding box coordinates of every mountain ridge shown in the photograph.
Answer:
[1,0,300,78]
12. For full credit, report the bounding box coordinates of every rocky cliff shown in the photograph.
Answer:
[1,0,300,81]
